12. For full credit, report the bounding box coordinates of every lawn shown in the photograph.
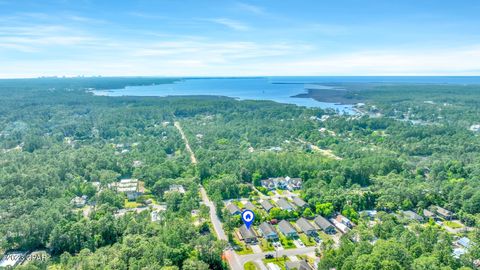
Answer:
[262,257,290,270]
[260,239,275,252]
[232,236,254,255]
[444,220,463,229]
[244,262,258,270]
[124,199,141,208]
[279,233,296,249]
[299,234,316,246]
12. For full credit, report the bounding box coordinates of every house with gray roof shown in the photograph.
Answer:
[423,209,435,219]
[226,203,241,215]
[260,200,274,212]
[238,225,257,243]
[402,210,424,222]
[276,198,294,211]
[296,218,317,236]
[285,260,313,270]
[258,222,279,241]
[278,220,298,238]
[292,197,307,209]
[432,205,453,220]
[314,215,336,234]
[243,201,256,211]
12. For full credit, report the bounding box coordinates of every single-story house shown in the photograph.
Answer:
[314,215,336,234]
[285,260,313,270]
[359,210,377,219]
[278,220,298,238]
[330,218,350,234]
[453,247,467,259]
[336,214,354,228]
[402,210,424,222]
[423,209,435,219]
[277,198,294,211]
[258,222,279,241]
[432,205,453,220]
[296,218,317,236]
[457,237,471,249]
[260,200,274,212]
[243,201,256,211]
[226,203,241,215]
[166,184,185,194]
[292,197,307,209]
[71,195,87,208]
[238,224,257,243]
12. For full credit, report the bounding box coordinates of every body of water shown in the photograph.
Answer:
[91,76,480,113]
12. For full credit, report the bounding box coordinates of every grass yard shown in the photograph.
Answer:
[263,257,290,270]
[444,220,463,229]
[260,239,275,252]
[279,233,296,249]
[124,199,141,208]
[232,236,254,255]
[299,234,316,246]
[244,261,258,270]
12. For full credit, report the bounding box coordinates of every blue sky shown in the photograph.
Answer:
[1,0,480,78]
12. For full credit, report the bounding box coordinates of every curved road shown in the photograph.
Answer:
[175,121,318,270]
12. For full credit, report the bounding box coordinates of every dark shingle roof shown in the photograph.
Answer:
[276,198,294,210]
[293,197,307,208]
[296,218,316,233]
[226,203,241,215]
[278,220,296,235]
[260,200,274,211]
[259,222,277,236]
[314,215,334,231]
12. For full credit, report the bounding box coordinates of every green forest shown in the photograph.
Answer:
[1,77,480,269]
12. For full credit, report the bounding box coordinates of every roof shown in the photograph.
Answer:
[226,203,241,215]
[259,222,277,236]
[292,197,307,208]
[314,215,334,230]
[402,210,423,221]
[167,184,185,194]
[285,260,312,270]
[276,198,294,210]
[243,201,256,211]
[458,237,471,249]
[296,218,316,233]
[434,205,452,217]
[423,209,435,217]
[336,214,353,226]
[278,220,296,234]
[239,224,256,239]
[260,200,274,211]
[267,263,282,270]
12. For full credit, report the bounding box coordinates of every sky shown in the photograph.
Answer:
[1,0,480,78]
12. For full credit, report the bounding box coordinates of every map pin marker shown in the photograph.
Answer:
[241,210,255,229]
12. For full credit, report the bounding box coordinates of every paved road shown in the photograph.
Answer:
[175,120,317,269]
[174,121,197,164]
[175,121,243,270]
[239,247,317,265]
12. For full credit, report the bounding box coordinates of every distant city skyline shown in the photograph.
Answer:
[1,0,480,78]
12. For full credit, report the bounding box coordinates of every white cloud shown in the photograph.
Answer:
[206,18,249,31]
[235,2,265,15]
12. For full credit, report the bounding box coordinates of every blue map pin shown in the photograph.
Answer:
[241,210,255,229]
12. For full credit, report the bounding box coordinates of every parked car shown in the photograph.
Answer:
[265,253,274,259]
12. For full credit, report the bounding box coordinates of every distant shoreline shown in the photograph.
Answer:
[291,88,364,105]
